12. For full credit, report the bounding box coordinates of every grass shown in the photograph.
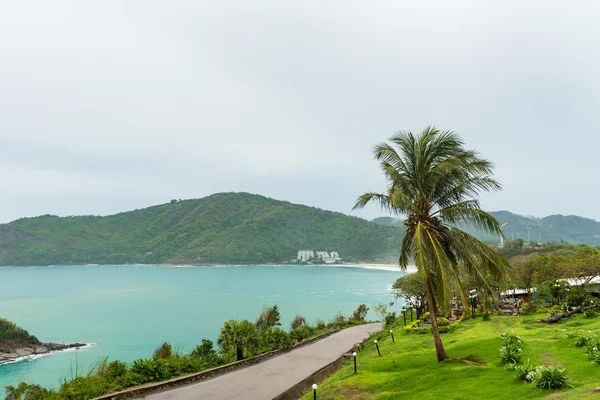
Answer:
[301,314,600,400]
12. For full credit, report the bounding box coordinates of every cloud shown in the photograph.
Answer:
[0,0,599,223]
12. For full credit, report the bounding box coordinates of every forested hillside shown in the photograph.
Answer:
[0,192,404,266]
[372,211,600,246]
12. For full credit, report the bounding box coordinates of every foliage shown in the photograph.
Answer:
[290,315,306,330]
[436,318,450,327]
[531,366,571,390]
[384,312,397,326]
[290,325,317,343]
[353,127,510,361]
[392,273,427,316]
[189,339,219,365]
[0,192,404,266]
[260,328,293,351]
[499,331,523,364]
[331,312,346,324]
[256,305,281,332]
[316,319,326,330]
[153,342,173,359]
[217,319,259,361]
[0,318,40,344]
[4,382,58,400]
[513,359,534,381]
[482,311,491,321]
[566,288,587,308]
[350,304,369,321]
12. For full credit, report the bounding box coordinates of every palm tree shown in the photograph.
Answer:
[217,319,259,361]
[354,127,510,361]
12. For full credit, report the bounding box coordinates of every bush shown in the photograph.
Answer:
[385,312,397,326]
[153,342,173,359]
[566,289,587,308]
[316,319,326,330]
[351,304,369,321]
[584,308,598,319]
[513,359,534,381]
[104,360,128,381]
[531,366,571,390]
[261,328,293,351]
[290,315,306,330]
[290,324,316,343]
[130,358,173,383]
[256,305,281,332]
[482,312,491,321]
[500,331,523,364]
[500,343,522,364]
[4,382,59,400]
[436,318,451,326]
[573,331,596,347]
[190,339,217,360]
[438,324,457,334]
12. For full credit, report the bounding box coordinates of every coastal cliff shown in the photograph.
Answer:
[0,318,85,364]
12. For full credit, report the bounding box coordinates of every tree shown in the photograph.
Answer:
[354,127,510,361]
[392,273,427,318]
[217,320,259,361]
[256,305,281,332]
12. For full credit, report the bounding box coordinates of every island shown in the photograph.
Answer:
[0,318,86,365]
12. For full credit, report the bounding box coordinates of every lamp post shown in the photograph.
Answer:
[390,329,395,343]
[312,383,318,400]
[402,306,407,326]
[374,339,381,356]
[410,307,413,322]
[353,351,357,373]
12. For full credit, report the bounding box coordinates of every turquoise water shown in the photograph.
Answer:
[0,265,404,394]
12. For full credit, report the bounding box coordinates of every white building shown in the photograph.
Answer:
[296,250,341,263]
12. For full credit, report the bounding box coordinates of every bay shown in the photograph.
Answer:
[0,264,406,394]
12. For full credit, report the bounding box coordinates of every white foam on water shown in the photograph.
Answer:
[0,343,95,367]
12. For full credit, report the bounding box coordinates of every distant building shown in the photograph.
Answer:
[296,250,341,263]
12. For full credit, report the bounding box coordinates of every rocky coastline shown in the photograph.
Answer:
[0,340,88,365]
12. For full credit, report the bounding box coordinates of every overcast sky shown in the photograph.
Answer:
[1,0,599,224]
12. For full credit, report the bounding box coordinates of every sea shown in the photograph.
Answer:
[0,264,408,395]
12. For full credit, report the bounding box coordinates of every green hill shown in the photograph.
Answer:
[0,192,404,266]
[371,210,600,245]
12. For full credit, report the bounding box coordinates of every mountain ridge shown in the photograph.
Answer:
[0,192,405,266]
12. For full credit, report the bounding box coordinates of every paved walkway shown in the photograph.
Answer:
[142,323,382,400]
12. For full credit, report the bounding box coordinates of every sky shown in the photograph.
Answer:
[1,0,599,224]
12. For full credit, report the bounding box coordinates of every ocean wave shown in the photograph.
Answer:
[0,343,95,367]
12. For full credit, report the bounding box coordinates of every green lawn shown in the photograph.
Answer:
[301,314,600,400]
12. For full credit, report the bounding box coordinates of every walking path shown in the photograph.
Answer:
[142,323,382,400]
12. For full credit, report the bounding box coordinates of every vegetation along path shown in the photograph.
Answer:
[142,323,382,400]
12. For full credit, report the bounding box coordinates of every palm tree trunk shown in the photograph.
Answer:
[236,346,244,361]
[425,277,448,361]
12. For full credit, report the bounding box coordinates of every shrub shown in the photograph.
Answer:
[500,330,523,347]
[130,358,173,383]
[153,342,173,359]
[261,328,293,351]
[384,312,397,327]
[351,304,369,321]
[438,324,457,334]
[104,360,128,381]
[290,325,316,343]
[290,315,306,330]
[316,319,326,330]
[436,318,451,327]
[585,338,600,364]
[190,339,218,360]
[500,343,522,364]
[4,382,59,400]
[256,305,281,332]
[482,312,491,321]
[566,289,587,308]
[574,331,596,347]
[584,308,598,319]
[500,331,523,364]
[332,312,346,324]
[531,366,571,390]
[513,359,534,381]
